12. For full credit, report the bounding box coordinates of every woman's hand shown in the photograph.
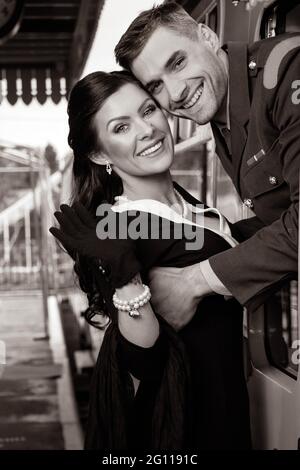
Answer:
[49,202,141,288]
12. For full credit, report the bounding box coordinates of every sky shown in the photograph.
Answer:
[0,0,163,159]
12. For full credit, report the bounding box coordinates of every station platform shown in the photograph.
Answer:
[0,292,83,450]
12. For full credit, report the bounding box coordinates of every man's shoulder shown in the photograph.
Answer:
[249,32,300,56]
[249,33,300,87]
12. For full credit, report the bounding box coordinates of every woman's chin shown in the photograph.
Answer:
[141,156,173,176]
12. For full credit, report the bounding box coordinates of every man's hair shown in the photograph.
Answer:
[115,1,198,70]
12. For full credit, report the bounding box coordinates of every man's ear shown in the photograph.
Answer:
[89,151,110,166]
[197,23,220,52]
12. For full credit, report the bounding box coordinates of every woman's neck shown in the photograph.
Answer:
[121,171,177,206]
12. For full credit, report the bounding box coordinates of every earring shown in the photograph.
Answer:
[105,160,112,175]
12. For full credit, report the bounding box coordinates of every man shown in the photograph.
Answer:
[114,1,299,328]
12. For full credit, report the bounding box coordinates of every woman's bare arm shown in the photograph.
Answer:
[115,273,160,348]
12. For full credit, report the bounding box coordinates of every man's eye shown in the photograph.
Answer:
[173,57,185,70]
[144,104,156,117]
[114,124,128,133]
[149,81,162,94]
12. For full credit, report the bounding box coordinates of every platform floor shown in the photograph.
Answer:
[0,293,65,450]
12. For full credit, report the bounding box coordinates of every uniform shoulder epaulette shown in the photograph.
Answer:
[263,35,300,89]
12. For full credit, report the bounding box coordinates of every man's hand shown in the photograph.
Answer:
[148,264,213,331]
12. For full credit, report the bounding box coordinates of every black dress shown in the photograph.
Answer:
[84,183,252,451]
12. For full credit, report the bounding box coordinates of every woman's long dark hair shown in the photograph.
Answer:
[67,70,143,328]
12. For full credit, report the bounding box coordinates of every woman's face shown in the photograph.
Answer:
[92,83,174,178]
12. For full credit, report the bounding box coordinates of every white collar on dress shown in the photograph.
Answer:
[112,195,234,241]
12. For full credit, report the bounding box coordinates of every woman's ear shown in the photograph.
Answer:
[197,23,220,52]
[89,151,110,166]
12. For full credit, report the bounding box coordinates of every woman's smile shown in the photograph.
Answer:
[136,137,165,158]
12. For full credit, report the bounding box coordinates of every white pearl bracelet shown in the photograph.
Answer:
[112,284,151,318]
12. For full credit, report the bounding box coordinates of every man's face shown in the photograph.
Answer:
[131,26,228,125]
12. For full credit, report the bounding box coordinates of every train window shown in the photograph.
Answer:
[207,5,218,33]
[260,0,300,39]
[264,280,299,378]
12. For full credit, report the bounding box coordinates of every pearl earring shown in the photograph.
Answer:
[105,161,112,175]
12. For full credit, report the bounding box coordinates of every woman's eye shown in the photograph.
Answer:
[114,124,128,134]
[144,104,156,117]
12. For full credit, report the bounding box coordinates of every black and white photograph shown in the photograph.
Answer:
[0,0,299,462]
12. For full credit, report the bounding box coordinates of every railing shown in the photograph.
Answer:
[0,169,61,290]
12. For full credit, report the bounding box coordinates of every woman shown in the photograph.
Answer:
[50,71,251,450]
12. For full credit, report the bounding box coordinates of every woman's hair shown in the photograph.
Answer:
[67,70,144,328]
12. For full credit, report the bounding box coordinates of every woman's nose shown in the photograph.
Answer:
[136,119,154,140]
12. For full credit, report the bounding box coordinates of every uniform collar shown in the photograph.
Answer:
[227,41,251,127]
[214,86,230,132]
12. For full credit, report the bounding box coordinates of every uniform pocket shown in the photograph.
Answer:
[243,139,284,198]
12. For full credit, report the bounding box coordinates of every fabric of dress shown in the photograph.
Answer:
[84,183,251,450]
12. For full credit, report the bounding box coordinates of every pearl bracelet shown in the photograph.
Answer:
[112,284,151,318]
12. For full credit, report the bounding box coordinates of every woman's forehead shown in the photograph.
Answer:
[95,83,152,125]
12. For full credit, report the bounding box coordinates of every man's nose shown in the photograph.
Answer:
[137,119,154,140]
[166,79,188,106]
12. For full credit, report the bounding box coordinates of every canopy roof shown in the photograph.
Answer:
[0,0,105,105]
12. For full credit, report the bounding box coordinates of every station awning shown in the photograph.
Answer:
[0,0,105,105]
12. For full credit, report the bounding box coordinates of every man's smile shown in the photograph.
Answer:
[182,82,204,109]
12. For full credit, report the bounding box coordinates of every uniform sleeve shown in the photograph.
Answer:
[200,259,232,296]
[117,327,168,381]
[209,50,299,308]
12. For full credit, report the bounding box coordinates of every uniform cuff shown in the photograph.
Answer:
[200,259,232,296]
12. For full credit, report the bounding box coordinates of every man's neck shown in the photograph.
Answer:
[213,88,230,130]
[212,48,230,129]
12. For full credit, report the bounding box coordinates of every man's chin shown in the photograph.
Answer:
[184,105,217,125]
[167,105,212,125]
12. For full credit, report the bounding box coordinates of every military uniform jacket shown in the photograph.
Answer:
[209,33,300,308]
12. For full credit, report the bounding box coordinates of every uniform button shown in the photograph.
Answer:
[268,175,278,185]
[248,60,257,70]
[98,261,106,275]
[243,198,254,209]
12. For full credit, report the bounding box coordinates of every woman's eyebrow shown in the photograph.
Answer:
[106,116,130,129]
[137,98,152,113]
[106,99,152,129]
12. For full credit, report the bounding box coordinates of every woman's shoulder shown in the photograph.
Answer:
[172,181,208,208]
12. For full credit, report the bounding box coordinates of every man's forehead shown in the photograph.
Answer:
[131,27,183,83]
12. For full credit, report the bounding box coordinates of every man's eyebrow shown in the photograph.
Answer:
[145,51,183,89]
[145,79,159,91]
[106,99,151,128]
[164,51,182,70]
